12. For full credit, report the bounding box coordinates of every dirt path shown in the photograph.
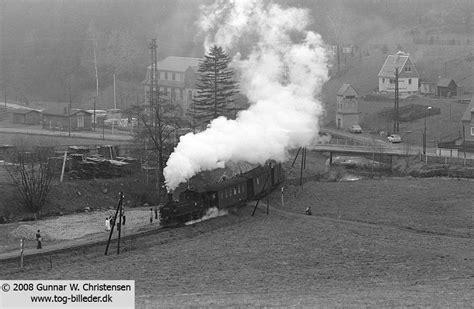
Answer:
[0,207,155,259]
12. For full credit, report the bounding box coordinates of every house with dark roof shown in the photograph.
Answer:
[436,78,457,97]
[42,108,92,131]
[143,56,201,110]
[335,84,360,130]
[378,51,419,95]
[11,109,41,125]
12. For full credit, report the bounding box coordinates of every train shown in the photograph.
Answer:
[159,160,284,226]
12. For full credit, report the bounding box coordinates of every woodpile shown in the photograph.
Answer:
[68,156,135,179]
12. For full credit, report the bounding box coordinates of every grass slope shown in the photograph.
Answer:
[2,175,472,307]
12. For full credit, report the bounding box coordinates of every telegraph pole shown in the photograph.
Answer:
[149,39,156,110]
[1,0,6,109]
[149,39,165,202]
[93,38,99,132]
[393,68,399,133]
[68,85,72,137]
[93,96,96,131]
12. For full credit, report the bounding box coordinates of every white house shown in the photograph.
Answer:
[378,51,419,95]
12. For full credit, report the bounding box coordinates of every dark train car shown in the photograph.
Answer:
[160,161,284,226]
[270,161,284,186]
[240,165,272,199]
[205,176,248,209]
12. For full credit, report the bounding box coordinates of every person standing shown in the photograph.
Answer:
[105,217,111,231]
[109,215,115,230]
[150,208,154,224]
[36,230,42,249]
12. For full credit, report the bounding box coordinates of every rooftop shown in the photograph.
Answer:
[461,96,474,122]
[378,51,415,78]
[149,56,201,72]
[337,84,359,97]
[437,78,457,87]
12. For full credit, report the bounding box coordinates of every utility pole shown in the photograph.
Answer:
[149,39,156,122]
[112,74,116,135]
[68,85,72,137]
[148,38,165,203]
[1,0,6,109]
[393,68,399,133]
[93,38,99,132]
[93,96,96,131]
[336,44,340,73]
[104,192,124,256]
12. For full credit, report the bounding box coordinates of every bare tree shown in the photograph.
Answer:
[4,157,54,218]
[133,96,182,203]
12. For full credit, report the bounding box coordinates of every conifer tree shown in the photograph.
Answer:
[192,45,239,126]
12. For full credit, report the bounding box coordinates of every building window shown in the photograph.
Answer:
[382,78,385,83]
[165,72,168,80]
[389,78,394,84]
[471,127,474,136]
[408,79,412,85]
[179,88,183,99]
[172,72,176,80]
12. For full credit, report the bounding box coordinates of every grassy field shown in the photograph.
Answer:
[2,173,472,307]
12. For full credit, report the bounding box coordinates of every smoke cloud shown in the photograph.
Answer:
[164,0,329,190]
[184,207,229,226]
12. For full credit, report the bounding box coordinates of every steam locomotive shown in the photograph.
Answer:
[159,161,283,226]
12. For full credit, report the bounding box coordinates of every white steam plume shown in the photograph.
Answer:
[164,0,329,190]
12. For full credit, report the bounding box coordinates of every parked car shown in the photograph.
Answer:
[349,125,362,134]
[387,134,402,143]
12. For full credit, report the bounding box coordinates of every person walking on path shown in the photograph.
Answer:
[150,208,154,224]
[36,230,42,249]
[305,206,312,216]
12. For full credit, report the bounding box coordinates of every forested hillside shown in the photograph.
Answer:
[0,0,472,109]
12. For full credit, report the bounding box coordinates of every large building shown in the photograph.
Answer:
[378,51,419,95]
[143,56,201,111]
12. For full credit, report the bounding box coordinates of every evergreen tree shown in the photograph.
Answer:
[192,45,239,126]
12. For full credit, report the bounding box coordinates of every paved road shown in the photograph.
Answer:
[0,126,133,142]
